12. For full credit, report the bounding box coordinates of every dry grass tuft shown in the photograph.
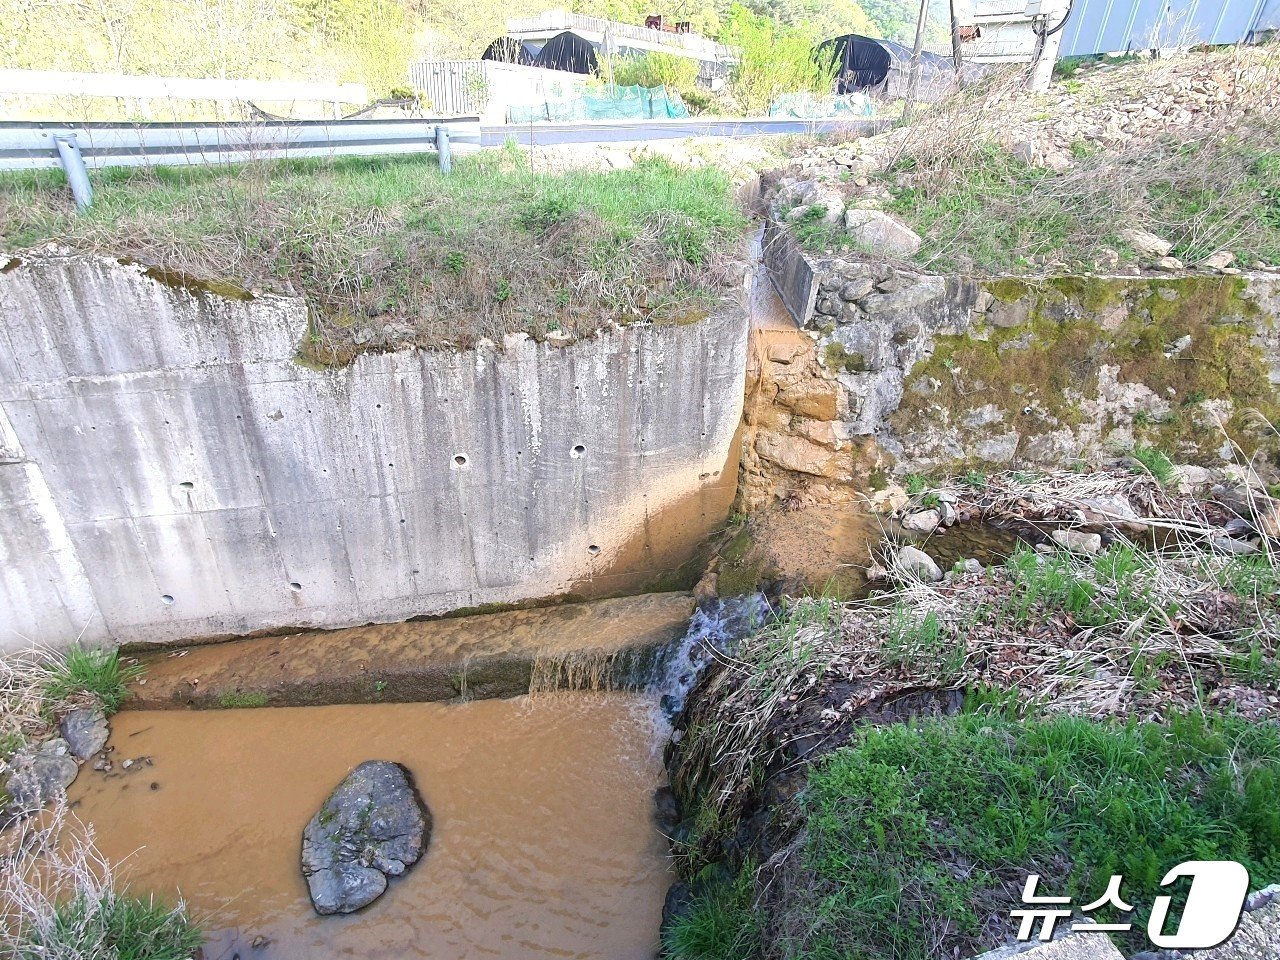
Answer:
[865,44,1280,272]
[0,803,201,959]
[0,649,64,761]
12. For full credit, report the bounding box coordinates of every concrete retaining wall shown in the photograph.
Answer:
[761,216,817,327]
[0,254,748,650]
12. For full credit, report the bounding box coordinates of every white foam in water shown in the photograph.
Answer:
[651,593,772,720]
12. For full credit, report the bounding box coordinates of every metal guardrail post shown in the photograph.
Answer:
[435,124,451,173]
[53,134,93,211]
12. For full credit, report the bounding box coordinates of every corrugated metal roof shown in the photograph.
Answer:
[1059,0,1280,57]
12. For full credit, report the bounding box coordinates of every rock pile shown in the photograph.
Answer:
[4,738,79,814]
[973,51,1280,170]
[3,706,112,818]
[788,47,1279,181]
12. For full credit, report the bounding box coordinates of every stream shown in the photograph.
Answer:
[59,231,1025,960]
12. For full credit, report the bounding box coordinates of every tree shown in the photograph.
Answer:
[859,0,949,43]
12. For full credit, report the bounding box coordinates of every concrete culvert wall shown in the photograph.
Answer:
[0,254,748,650]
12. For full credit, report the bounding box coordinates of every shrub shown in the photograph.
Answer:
[609,51,699,93]
[721,4,834,116]
[42,646,142,716]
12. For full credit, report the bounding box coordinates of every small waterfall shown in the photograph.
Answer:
[651,593,772,718]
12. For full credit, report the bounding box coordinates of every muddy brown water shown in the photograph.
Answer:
[67,694,671,960]
[727,500,1027,599]
[127,593,695,709]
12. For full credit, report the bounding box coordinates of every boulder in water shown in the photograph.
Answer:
[892,545,943,582]
[60,707,109,760]
[301,761,430,915]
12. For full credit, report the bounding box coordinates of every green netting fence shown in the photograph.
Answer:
[768,92,875,119]
[510,85,689,124]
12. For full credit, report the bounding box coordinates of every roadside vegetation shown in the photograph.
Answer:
[0,150,747,360]
[610,52,701,94]
[665,466,1280,959]
[875,46,1280,273]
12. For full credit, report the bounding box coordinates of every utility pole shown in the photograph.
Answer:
[904,0,930,120]
[949,0,964,74]
[1028,0,1070,91]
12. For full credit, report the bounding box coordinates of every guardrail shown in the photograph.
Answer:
[0,117,482,210]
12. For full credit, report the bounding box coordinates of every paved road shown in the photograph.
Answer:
[481,117,877,147]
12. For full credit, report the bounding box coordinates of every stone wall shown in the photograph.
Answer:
[766,228,1280,483]
[0,253,748,650]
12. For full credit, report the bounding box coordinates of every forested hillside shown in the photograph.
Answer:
[0,0,946,97]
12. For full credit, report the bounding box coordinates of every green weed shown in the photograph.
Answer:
[663,865,761,960]
[19,891,202,960]
[790,204,845,253]
[518,194,575,231]
[1216,553,1280,602]
[1004,544,1162,629]
[42,647,142,715]
[443,251,466,276]
[884,606,965,678]
[1130,443,1176,486]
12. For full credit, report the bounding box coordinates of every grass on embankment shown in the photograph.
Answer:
[1,644,140,761]
[666,475,1280,960]
[881,139,1280,274]
[670,709,1280,960]
[842,47,1280,274]
[0,148,748,359]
